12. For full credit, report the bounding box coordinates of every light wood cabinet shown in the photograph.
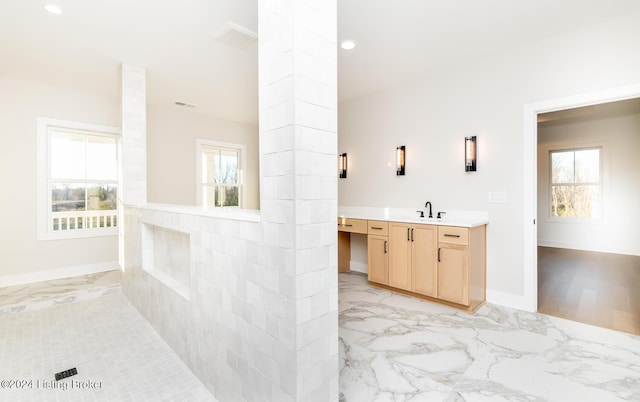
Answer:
[389,222,412,290]
[388,222,437,295]
[337,218,367,234]
[437,243,469,305]
[411,224,438,298]
[367,220,389,285]
[367,235,388,285]
[338,214,486,313]
[437,225,486,311]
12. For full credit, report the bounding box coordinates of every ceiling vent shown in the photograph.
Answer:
[214,22,257,48]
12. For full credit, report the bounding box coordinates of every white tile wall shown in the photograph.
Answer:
[120,64,147,205]
[121,1,338,401]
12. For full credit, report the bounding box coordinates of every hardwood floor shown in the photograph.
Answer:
[538,246,640,335]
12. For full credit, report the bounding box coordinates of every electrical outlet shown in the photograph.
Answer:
[488,191,507,203]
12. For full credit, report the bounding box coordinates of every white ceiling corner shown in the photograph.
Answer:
[1,0,639,125]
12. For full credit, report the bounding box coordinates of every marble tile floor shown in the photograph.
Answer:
[0,293,216,401]
[338,272,640,402]
[0,270,121,316]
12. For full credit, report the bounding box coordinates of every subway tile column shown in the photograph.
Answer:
[119,64,147,205]
[259,1,338,401]
[119,64,147,269]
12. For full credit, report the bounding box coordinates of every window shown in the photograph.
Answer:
[550,147,601,219]
[38,118,119,240]
[196,140,245,208]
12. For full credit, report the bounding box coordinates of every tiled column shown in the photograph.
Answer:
[119,64,147,269]
[120,64,147,205]
[259,1,338,401]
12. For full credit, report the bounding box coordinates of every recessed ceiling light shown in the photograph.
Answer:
[43,4,63,15]
[340,40,357,50]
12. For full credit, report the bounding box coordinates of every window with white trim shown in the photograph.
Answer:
[37,118,119,240]
[549,147,601,219]
[196,139,245,208]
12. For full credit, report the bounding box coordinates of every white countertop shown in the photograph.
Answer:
[338,206,488,228]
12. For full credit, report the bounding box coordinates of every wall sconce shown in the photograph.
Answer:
[465,136,477,172]
[339,153,348,178]
[396,146,406,176]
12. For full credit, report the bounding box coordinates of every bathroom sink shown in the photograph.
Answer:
[416,217,442,223]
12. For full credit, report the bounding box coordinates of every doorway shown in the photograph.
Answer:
[522,83,640,317]
[535,99,640,334]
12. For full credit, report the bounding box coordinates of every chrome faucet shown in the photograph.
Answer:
[425,201,433,218]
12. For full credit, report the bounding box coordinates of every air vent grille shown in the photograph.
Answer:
[214,21,257,48]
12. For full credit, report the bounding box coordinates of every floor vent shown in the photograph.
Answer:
[54,367,78,381]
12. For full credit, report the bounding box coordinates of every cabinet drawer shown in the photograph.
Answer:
[438,226,469,245]
[367,220,389,235]
[337,218,367,234]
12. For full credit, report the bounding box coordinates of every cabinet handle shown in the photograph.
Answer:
[384,240,387,254]
[411,228,414,242]
[438,248,441,262]
[444,234,460,238]
[407,228,410,241]
[338,223,353,227]
[370,226,383,230]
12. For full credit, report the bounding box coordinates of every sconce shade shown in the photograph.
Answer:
[396,146,405,176]
[465,136,477,172]
[339,153,347,178]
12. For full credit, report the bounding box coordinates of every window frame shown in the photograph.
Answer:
[548,146,603,223]
[37,117,120,241]
[195,139,246,209]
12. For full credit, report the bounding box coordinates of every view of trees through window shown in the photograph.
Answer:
[202,146,241,207]
[550,148,601,219]
[49,129,118,230]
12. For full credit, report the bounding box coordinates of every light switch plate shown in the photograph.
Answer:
[488,191,507,203]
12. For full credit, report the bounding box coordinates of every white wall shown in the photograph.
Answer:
[0,76,119,284]
[147,105,259,209]
[338,11,640,301]
[0,75,260,285]
[537,109,640,256]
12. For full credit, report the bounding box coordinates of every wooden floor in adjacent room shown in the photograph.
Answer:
[538,246,640,335]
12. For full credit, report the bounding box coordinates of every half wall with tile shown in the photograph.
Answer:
[121,0,339,401]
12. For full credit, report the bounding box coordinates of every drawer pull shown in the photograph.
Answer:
[444,234,460,238]
[370,226,383,230]
[338,224,353,227]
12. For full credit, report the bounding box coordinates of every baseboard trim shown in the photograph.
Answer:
[537,240,640,257]
[486,289,532,312]
[349,260,368,275]
[0,262,120,288]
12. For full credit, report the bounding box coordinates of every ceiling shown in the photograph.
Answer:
[538,97,640,125]
[2,0,640,125]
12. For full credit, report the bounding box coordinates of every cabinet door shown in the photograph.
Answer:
[389,223,411,290]
[411,224,437,297]
[367,235,388,285]
[438,244,469,305]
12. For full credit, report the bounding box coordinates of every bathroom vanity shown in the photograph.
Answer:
[338,208,487,312]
